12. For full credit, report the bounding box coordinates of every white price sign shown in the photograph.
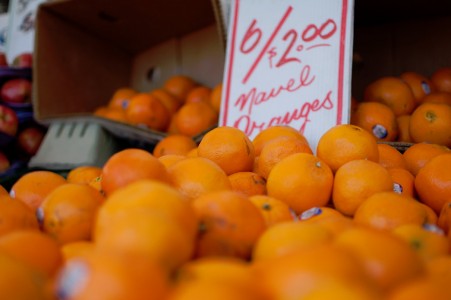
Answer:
[6,0,47,63]
[219,0,354,150]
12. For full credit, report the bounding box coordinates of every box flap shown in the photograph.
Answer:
[40,0,217,54]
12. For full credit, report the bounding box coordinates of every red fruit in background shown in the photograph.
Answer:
[0,53,7,67]
[0,78,32,104]
[12,52,33,68]
[0,151,9,173]
[17,127,45,156]
[0,105,18,136]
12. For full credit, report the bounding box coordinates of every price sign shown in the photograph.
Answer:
[6,0,47,63]
[219,0,354,151]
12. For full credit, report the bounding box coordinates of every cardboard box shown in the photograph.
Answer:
[33,0,451,150]
[33,0,225,144]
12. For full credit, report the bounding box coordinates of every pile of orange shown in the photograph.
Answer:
[0,123,450,299]
[93,75,223,137]
[352,66,451,148]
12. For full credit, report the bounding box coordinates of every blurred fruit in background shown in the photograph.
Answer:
[11,53,33,68]
[0,104,18,136]
[92,74,222,138]
[0,51,47,186]
[16,126,45,156]
[0,151,9,172]
[354,66,451,147]
[0,78,32,104]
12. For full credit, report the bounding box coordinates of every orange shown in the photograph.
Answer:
[409,102,451,147]
[10,170,66,212]
[169,280,256,300]
[167,114,180,134]
[396,115,412,142]
[150,88,182,115]
[94,180,198,247]
[298,206,345,221]
[377,143,407,170]
[421,202,439,225]
[425,255,451,285]
[197,126,255,175]
[351,101,399,141]
[54,251,169,300]
[363,76,416,116]
[403,142,450,176]
[209,82,223,113]
[332,159,393,216]
[0,251,49,300]
[266,153,334,214]
[95,210,196,272]
[0,185,7,195]
[252,221,333,261]
[100,107,128,123]
[248,195,295,227]
[256,243,377,300]
[185,85,212,104]
[100,148,168,196]
[174,257,261,299]
[60,241,95,262]
[388,277,450,300]
[93,105,109,118]
[353,191,429,230]
[167,156,231,200]
[66,165,103,192]
[334,226,424,291]
[0,229,62,277]
[392,224,450,262]
[158,154,187,168]
[125,92,170,131]
[388,167,415,197]
[252,125,309,156]
[300,213,355,237]
[415,153,451,213]
[192,190,266,260]
[316,124,379,173]
[39,183,104,245]
[0,195,39,236]
[152,134,197,158]
[163,74,198,102]
[430,66,451,93]
[421,91,451,105]
[400,71,434,104]
[108,87,137,110]
[228,171,267,197]
[351,96,360,114]
[255,135,313,179]
[186,147,198,157]
[438,201,451,234]
[301,281,382,300]
[174,101,218,137]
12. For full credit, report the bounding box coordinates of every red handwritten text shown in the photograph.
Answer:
[234,65,315,115]
[233,90,334,137]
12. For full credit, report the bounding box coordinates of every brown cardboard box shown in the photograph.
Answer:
[33,0,225,144]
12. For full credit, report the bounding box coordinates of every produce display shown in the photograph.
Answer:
[2,0,450,298]
[92,75,222,138]
[351,67,451,147]
[1,41,451,300]
[0,52,46,179]
[0,107,450,298]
